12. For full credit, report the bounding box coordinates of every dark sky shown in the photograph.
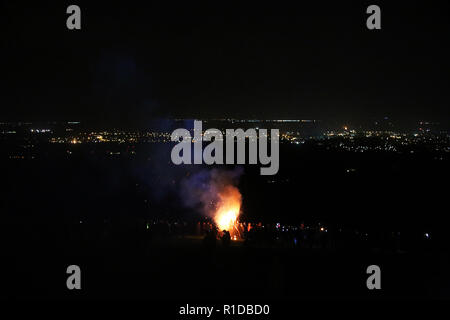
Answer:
[2,1,450,126]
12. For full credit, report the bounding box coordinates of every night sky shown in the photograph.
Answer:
[3,1,450,125]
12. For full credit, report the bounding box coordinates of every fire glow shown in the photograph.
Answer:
[180,168,244,238]
[213,185,242,236]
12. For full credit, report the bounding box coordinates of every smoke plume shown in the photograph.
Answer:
[180,167,244,219]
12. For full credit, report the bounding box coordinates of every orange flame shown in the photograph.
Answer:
[213,185,242,233]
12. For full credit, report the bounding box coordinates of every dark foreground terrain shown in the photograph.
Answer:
[2,142,450,300]
[2,231,450,300]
